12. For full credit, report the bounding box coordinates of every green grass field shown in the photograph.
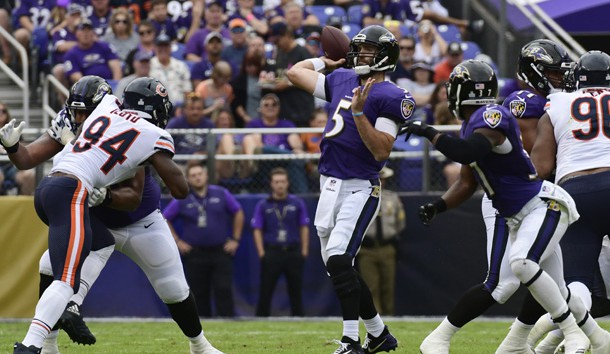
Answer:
[2,318,609,353]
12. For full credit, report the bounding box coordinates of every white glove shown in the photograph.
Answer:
[0,119,25,148]
[88,187,108,207]
[48,109,76,145]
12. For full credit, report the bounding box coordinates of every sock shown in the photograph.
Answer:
[358,275,378,320]
[72,245,113,305]
[23,281,74,348]
[167,291,203,338]
[502,318,533,345]
[429,318,459,341]
[591,295,610,318]
[343,320,359,342]
[362,314,384,338]
[188,331,204,343]
[446,284,497,327]
[517,292,547,325]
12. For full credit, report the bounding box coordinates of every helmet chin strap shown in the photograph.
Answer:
[354,65,371,75]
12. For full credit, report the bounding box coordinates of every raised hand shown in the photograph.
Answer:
[0,119,25,149]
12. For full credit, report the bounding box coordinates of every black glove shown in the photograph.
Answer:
[419,198,447,226]
[399,120,439,142]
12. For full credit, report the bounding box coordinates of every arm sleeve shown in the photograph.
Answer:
[251,201,264,229]
[435,132,493,165]
[223,188,242,214]
[298,198,310,225]
[162,199,180,221]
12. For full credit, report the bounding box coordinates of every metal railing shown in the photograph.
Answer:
[0,25,29,125]
[42,74,69,128]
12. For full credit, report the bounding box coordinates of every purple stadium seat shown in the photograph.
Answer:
[306,5,347,26]
[436,24,461,43]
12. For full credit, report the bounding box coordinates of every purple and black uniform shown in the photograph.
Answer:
[502,89,547,121]
[461,104,541,217]
[320,68,414,180]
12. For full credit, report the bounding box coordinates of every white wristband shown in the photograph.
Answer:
[307,58,326,72]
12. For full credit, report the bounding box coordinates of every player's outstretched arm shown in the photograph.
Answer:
[286,57,345,94]
[8,133,64,170]
[148,151,189,199]
[530,113,557,180]
[443,164,478,209]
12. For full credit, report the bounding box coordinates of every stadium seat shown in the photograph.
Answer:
[436,24,461,43]
[342,24,361,40]
[171,42,186,60]
[400,24,415,39]
[347,4,362,26]
[107,79,119,93]
[306,5,347,26]
[461,41,482,60]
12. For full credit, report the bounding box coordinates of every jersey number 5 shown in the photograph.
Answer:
[571,95,610,140]
[73,116,140,174]
[326,99,351,138]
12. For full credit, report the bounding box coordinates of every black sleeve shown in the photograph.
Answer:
[435,132,493,165]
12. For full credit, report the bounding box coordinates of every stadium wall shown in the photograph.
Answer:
[0,194,528,318]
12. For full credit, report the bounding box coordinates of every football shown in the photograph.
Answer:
[321,25,351,62]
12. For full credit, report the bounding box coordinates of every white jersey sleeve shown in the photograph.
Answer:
[51,95,175,192]
[548,89,610,183]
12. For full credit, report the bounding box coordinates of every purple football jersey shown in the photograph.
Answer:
[63,41,119,79]
[320,68,415,180]
[361,0,423,24]
[14,0,55,28]
[461,104,541,217]
[502,89,547,120]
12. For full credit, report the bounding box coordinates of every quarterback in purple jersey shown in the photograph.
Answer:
[401,59,596,354]
[288,25,408,354]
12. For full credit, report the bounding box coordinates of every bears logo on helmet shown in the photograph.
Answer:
[155,84,168,97]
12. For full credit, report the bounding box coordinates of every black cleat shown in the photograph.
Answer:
[363,326,398,353]
[59,301,96,345]
[13,342,41,354]
[333,336,364,354]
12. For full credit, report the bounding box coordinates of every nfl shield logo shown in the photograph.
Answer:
[401,99,415,119]
[483,109,502,128]
[510,100,526,118]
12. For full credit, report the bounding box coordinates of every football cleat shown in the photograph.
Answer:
[13,342,41,354]
[332,336,364,354]
[533,332,563,354]
[363,326,398,353]
[59,301,96,345]
[419,333,450,354]
[590,327,610,354]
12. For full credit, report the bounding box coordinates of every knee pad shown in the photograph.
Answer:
[510,258,542,286]
[154,275,190,304]
[326,254,360,297]
[491,279,521,304]
[39,249,52,276]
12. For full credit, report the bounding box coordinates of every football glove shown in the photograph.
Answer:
[48,109,76,146]
[88,187,108,207]
[419,198,447,226]
[0,119,25,150]
[399,120,439,142]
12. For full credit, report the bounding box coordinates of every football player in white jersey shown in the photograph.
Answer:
[10,76,191,354]
[528,50,610,354]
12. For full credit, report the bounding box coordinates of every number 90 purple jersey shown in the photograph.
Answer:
[51,95,175,193]
[319,68,415,180]
[461,104,542,217]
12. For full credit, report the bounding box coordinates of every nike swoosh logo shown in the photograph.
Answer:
[144,222,154,228]
[369,338,387,352]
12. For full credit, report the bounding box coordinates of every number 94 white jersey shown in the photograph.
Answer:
[51,95,175,192]
[547,88,610,184]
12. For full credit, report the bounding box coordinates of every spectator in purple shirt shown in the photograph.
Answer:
[149,0,178,41]
[12,0,55,51]
[184,0,230,63]
[251,167,310,316]
[89,0,113,37]
[62,19,123,85]
[241,93,308,193]
[164,163,244,317]
[166,93,215,158]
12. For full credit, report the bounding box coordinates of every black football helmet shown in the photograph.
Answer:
[122,77,173,129]
[346,25,399,75]
[447,60,498,120]
[517,39,571,95]
[66,75,112,120]
[573,50,610,89]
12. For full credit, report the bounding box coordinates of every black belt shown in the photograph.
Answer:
[361,238,396,248]
[266,244,300,252]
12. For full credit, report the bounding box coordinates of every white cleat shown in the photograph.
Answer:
[419,334,450,354]
[189,337,224,354]
[495,332,534,354]
[589,327,610,354]
[528,315,558,349]
[534,332,563,354]
[562,327,589,354]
